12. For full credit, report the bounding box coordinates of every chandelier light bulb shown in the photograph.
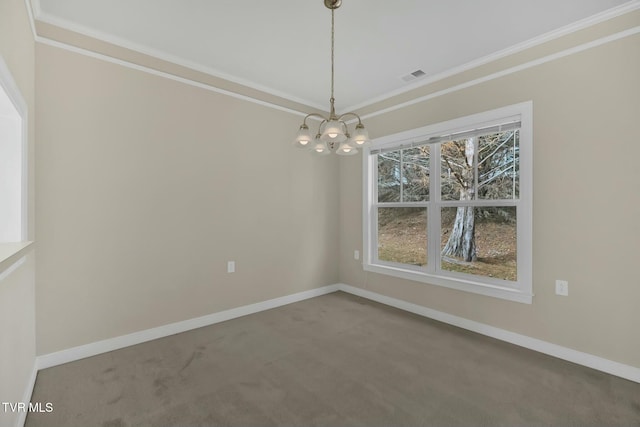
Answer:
[311,135,331,155]
[336,140,358,156]
[294,124,313,148]
[321,120,347,143]
[352,123,370,147]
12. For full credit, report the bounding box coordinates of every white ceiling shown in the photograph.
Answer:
[34,0,631,112]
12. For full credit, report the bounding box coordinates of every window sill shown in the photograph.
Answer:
[0,241,34,274]
[363,262,533,304]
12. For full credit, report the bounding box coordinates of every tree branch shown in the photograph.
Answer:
[443,155,467,188]
[477,132,515,167]
[478,163,516,189]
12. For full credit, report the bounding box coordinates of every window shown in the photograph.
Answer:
[363,102,532,303]
[0,56,27,245]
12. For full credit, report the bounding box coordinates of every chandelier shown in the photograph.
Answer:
[293,0,370,155]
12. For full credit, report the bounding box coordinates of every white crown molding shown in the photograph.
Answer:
[30,4,326,112]
[30,1,639,115]
[360,26,640,121]
[36,37,315,119]
[23,0,38,41]
[343,0,640,113]
[30,0,40,17]
[337,284,640,384]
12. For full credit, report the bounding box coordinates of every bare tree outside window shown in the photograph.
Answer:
[376,130,519,281]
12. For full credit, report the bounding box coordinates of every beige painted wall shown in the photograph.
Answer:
[26,0,640,378]
[339,29,640,368]
[0,0,36,425]
[0,255,36,426]
[35,44,339,354]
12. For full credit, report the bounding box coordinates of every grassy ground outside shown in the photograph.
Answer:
[378,209,516,281]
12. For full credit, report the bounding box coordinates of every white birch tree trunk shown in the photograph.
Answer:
[442,138,477,262]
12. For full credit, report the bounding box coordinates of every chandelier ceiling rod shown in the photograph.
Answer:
[329,4,335,118]
[293,0,370,156]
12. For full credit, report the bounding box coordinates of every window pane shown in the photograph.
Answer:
[378,151,400,202]
[478,130,519,200]
[402,146,430,202]
[441,139,474,201]
[441,130,520,202]
[0,86,23,243]
[378,207,427,266]
[440,207,516,281]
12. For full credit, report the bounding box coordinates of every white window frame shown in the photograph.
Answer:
[0,56,29,263]
[363,102,533,304]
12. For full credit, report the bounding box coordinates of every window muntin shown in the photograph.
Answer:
[364,103,532,303]
[377,146,430,203]
[440,131,519,201]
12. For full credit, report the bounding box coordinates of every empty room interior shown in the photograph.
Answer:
[1,0,640,426]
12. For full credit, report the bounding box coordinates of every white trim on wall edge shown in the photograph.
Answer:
[27,1,640,119]
[28,0,640,114]
[360,26,640,121]
[34,37,314,119]
[15,362,38,427]
[343,0,640,113]
[36,285,339,370]
[30,3,326,112]
[337,283,640,384]
[34,283,639,385]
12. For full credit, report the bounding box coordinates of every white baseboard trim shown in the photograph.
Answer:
[35,282,639,385]
[336,283,640,384]
[16,361,38,427]
[37,284,339,370]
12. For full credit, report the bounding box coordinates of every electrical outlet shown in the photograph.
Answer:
[227,261,235,273]
[555,280,568,296]
[354,250,360,260]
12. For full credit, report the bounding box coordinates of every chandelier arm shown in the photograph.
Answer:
[338,120,349,135]
[337,112,364,125]
[318,119,329,132]
[302,113,329,126]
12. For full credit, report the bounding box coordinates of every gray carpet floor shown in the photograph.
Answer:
[27,291,640,427]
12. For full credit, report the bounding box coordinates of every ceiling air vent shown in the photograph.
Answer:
[401,69,426,82]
